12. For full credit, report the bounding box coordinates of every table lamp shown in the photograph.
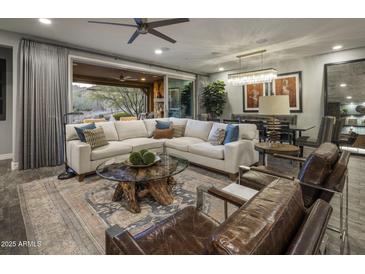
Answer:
[259,95,290,146]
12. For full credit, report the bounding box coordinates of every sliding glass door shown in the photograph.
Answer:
[167,78,194,118]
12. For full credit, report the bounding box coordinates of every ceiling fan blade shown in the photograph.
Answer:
[128,30,140,44]
[147,18,189,28]
[148,28,176,43]
[88,20,137,28]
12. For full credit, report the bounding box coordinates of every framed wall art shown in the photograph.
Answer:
[271,71,302,113]
[242,82,266,112]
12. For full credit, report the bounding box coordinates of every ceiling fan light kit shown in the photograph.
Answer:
[88,18,189,44]
[227,49,278,85]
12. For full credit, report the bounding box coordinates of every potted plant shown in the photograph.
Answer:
[202,80,227,119]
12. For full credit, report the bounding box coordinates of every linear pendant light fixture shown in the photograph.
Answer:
[227,50,277,85]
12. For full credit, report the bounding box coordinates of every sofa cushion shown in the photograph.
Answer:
[91,141,132,161]
[115,120,148,140]
[143,119,157,137]
[165,137,205,152]
[189,142,225,160]
[121,138,165,152]
[238,124,258,140]
[95,122,119,141]
[184,120,213,141]
[169,117,188,126]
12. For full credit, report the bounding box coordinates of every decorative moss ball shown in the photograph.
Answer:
[139,149,148,156]
[129,152,143,165]
[142,151,156,165]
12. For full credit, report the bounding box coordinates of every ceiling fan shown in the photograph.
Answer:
[114,73,138,82]
[88,18,189,44]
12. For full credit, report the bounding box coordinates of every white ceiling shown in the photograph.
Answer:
[1,18,365,74]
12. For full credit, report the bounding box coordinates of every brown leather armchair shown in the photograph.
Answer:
[239,142,350,254]
[105,179,332,255]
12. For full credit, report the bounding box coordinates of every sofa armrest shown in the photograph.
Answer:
[224,140,259,173]
[67,140,92,174]
[286,199,332,255]
[105,225,145,255]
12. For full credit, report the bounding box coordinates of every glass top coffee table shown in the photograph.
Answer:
[96,153,189,213]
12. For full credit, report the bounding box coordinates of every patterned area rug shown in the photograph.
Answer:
[17,166,233,255]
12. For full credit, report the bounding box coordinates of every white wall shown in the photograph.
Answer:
[209,47,365,139]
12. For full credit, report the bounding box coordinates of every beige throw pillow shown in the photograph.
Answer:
[83,127,109,149]
[172,124,185,137]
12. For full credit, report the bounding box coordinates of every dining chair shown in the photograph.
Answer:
[296,116,336,156]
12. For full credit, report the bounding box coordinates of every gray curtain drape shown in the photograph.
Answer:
[17,40,69,169]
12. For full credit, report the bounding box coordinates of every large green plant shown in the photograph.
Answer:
[202,80,227,118]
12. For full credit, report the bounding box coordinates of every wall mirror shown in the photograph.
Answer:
[325,58,365,154]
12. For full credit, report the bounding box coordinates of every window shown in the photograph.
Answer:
[72,82,147,120]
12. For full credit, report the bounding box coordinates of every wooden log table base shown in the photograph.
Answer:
[112,177,176,213]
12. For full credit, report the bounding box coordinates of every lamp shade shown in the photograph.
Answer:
[259,95,290,115]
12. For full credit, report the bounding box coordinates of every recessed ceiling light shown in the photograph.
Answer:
[346,96,352,99]
[39,18,52,25]
[219,67,224,71]
[332,45,343,50]
[154,49,163,55]
[141,78,146,81]
[340,83,347,87]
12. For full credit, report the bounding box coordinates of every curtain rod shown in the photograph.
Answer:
[21,36,207,77]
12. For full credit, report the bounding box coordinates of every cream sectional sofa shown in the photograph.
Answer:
[65,118,259,181]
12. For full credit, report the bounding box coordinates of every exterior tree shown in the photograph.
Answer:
[202,80,227,118]
[87,85,146,117]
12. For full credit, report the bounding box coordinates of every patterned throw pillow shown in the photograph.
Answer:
[83,127,108,149]
[172,124,185,137]
[75,123,96,142]
[208,128,226,145]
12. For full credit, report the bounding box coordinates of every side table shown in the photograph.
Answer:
[254,142,300,166]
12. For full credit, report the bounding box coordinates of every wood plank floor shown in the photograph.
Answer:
[0,151,364,255]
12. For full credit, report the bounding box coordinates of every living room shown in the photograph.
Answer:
[0,0,364,273]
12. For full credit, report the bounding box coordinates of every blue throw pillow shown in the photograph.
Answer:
[156,120,171,129]
[75,123,96,142]
[223,124,239,144]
